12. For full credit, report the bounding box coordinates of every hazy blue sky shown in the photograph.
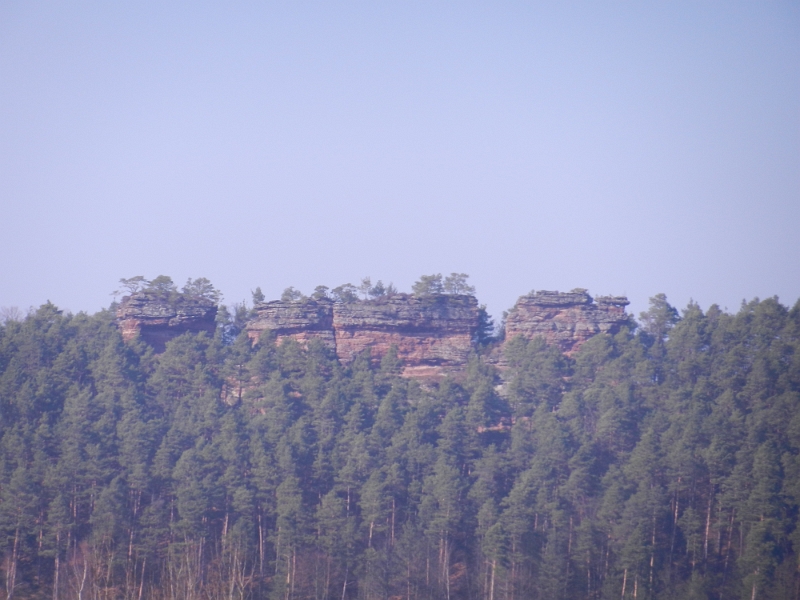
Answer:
[2,2,798,323]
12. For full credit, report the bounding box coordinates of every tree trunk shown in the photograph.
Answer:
[510,538,517,600]
[704,494,713,561]
[489,560,496,600]
[258,512,264,577]
[669,490,679,578]
[53,528,60,600]
[6,526,19,600]
[291,550,296,600]
[325,554,331,600]
[284,553,290,600]
[391,498,396,548]
[76,557,87,600]
[137,557,146,600]
[723,509,735,578]
[621,568,627,600]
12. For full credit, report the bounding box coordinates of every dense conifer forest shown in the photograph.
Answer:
[1,291,799,599]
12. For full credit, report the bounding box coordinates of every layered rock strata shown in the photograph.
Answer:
[246,294,479,379]
[245,299,336,349]
[504,290,630,353]
[116,293,217,352]
[334,294,479,379]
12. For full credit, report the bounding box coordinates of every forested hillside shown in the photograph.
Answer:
[1,294,799,600]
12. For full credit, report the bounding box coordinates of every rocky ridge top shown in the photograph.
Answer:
[504,289,630,354]
[116,292,217,352]
[247,293,479,379]
[116,285,630,378]
[246,299,336,349]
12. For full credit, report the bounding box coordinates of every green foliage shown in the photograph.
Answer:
[117,274,220,305]
[311,285,329,300]
[331,283,359,303]
[413,272,476,296]
[475,304,495,345]
[281,286,306,302]
[251,286,265,304]
[639,292,679,344]
[116,275,148,295]
[356,277,396,299]
[182,277,221,303]
[147,274,177,296]
[369,280,386,297]
[443,272,476,295]
[0,296,799,598]
[412,273,444,296]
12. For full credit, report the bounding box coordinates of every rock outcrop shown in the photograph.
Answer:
[244,288,629,378]
[333,295,479,379]
[504,290,630,353]
[245,299,336,350]
[116,293,217,352]
[246,294,479,379]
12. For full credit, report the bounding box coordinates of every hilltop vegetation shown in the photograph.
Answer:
[0,292,799,599]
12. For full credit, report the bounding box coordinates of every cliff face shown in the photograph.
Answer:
[334,295,479,378]
[244,288,629,377]
[246,294,479,379]
[245,299,336,349]
[116,293,217,352]
[504,290,630,353]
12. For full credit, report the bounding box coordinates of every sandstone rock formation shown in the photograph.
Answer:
[246,294,479,379]
[116,292,217,352]
[245,299,336,349]
[333,294,479,379]
[504,290,630,353]
[117,283,629,371]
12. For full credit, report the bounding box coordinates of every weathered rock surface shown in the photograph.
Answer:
[334,294,479,378]
[244,288,629,378]
[116,293,217,352]
[246,294,480,379]
[246,299,336,349]
[504,290,630,353]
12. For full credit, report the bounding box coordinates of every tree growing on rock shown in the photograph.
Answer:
[138,275,180,302]
[444,273,476,295]
[358,277,373,300]
[331,284,358,303]
[413,273,476,296]
[369,280,386,298]
[412,274,444,296]
[281,287,306,302]
[312,286,330,300]
[116,275,148,296]
[182,277,221,303]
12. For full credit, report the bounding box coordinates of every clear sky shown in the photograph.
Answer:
[2,2,798,323]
